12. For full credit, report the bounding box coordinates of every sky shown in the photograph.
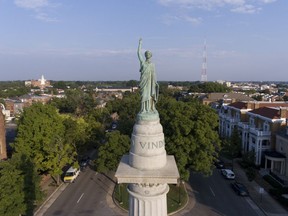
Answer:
[0,0,287,82]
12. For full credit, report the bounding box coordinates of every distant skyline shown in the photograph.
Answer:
[0,0,287,82]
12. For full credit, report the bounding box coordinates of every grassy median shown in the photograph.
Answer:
[113,183,188,213]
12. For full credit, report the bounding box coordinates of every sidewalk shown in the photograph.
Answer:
[232,158,287,216]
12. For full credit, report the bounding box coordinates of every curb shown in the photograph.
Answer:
[34,183,68,216]
[168,182,192,216]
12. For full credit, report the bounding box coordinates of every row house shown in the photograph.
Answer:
[201,92,254,106]
[4,95,52,118]
[219,102,288,167]
[245,107,288,165]
[268,124,288,177]
[5,99,25,117]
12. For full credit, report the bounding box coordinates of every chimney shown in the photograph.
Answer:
[247,102,252,109]
[254,102,260,109]
[279,107,288,119]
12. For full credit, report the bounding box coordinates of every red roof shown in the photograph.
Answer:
[229,102,247,109]
[249,107,284,120]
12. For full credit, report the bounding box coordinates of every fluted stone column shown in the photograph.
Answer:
[128,183,169,216]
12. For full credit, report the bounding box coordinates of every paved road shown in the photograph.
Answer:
[42,167,266,216]
[43,167,126,216]
[187,169,265,216]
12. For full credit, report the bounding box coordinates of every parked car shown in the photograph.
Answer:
[231,182,249,196]
[64,167,80,183]
[79,156,90,170]
[214,159,225,169]
[221,169,235,179]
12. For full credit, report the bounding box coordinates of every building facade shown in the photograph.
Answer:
[219,102,288,171]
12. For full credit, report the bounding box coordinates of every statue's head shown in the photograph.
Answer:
[145,50,152,59]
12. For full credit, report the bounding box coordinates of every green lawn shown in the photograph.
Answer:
[113,183,188,213]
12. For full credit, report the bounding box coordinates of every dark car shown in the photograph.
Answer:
[111,122,117,130]
[231,182,249,196]
[214,159,225,169]
[79,156,90,170]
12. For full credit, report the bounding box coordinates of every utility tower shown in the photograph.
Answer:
[201,40,207,82]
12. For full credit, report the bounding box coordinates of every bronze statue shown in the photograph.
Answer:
[137,38,159,114]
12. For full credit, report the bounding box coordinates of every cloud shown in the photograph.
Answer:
[14,0,49,9]
[161,14,202,25]
[14,0,59,22]
[183,15,203,25]
[231,4,261,14]
[157,0,277,14]
[0,47,135,57]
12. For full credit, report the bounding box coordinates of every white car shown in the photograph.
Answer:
[64,167,80,183]
[221,169,235,179]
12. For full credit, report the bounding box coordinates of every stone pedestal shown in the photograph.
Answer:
[115,116,179,216]
[129,119,166,170]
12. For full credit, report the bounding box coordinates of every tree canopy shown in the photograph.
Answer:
[0,153,42,215]
[158,95,221,180]
[189,82,231,93]
[96,131,130,172]
[103,92,221,180]
[13,103,78,184]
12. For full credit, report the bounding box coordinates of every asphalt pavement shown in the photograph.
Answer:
[231,158,287,216]
[34,156,288,216]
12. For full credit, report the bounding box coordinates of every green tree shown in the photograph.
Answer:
[241,150,255,169]
[0,153,42,216]
[106,92,140,136]
[62,115,91,156]
[222,127,242,159]
[189,82,231,93]
[48,136,77,185]
[126,80,138,87]
[13,103,77,184]
[96,131,130,172]
[85,108,109,149]
[52,81,67,89]
[0,158,26,216]
[50,89,97,116]
[252,95,263,101]
[158,96,221,180]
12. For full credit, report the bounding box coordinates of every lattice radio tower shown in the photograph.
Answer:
[201,40,207,82]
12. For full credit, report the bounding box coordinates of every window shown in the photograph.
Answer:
[262,140,270,146]
[250,117,255,127]
[236,112,240,121]
[263,121,270,131]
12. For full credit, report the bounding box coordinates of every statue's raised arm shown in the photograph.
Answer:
[137,39,159,117]
[138,38,144,63]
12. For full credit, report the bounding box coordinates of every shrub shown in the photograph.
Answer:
[246,167,256,181]
[263,175,282,189]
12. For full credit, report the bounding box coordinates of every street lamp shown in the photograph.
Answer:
[178,180,184,205]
